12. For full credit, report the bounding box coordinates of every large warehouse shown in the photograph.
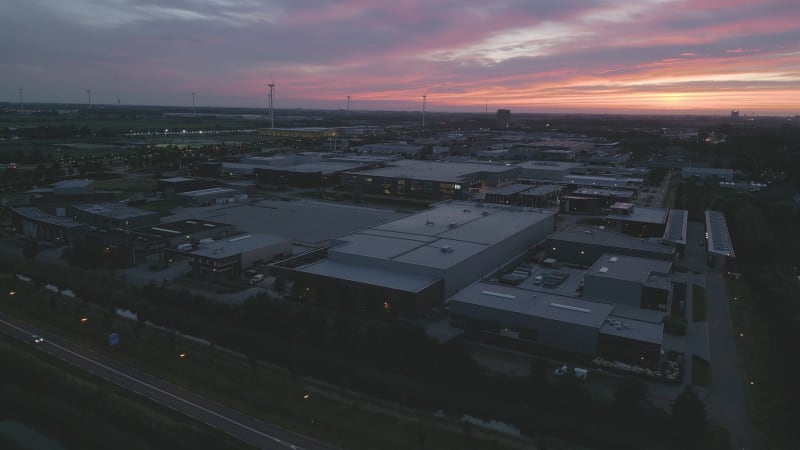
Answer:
[582,254,673,311]
[187,233,292,279]
[448,281,663,364]
[340,160,520,200]
[274,201,557,315]
[544,224,676,267]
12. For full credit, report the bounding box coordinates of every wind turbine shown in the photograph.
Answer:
[421,94,427,129]
[347,95,351,118]
[268,82,275,129]
[18,88,23,113]
[192,92,196,117]
[87,89,92,109]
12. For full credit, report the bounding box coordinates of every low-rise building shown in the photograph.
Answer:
[583,254,673,311]
[187,233,292,279]
[544,224,676,266]
[604,203,669,238]
[68,203,160,230]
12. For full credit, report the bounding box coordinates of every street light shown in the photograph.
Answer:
[80,317,88,323]
[8,290,15,296]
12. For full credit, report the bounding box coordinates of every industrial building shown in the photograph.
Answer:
[582,254,673,311]
[516,161,584,181]
[604,203,669,238]
[186,233,293,279]
[662,209,688,256]
[560,188,637,214]
[704,210,735,270]
[157,177,217,194]
[544,224,676,267]
[68,203,160,230]
[9,206,85,245]
[563,174,643,190]
[448,281,663,364]
[273,201,556,315]
[682,167,734,181]
[357,142,422,156]
[175,187,246,206]
[340,160,520,200]
[484,184,560,207]
[71,227,167,267]
[137,219,236,248]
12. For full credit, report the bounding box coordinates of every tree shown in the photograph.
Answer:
[671,386,708,449]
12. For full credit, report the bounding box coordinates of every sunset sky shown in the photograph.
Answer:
[2,0,799,114]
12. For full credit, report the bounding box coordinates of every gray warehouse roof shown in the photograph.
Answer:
[71,203,157,220]
[606,206,668,225]
[449,282,614,328]
[344,159,517,183]
[705,210,735,257]
[329,203,554,269]
[587,254,672,283]
[301,259,440,293]
[190,233,290,259]
[12,207,85,228]
[178,187,241,198]
[599,315,663,344]
[663,209,688,244]
[54,179,94,189]
[547,225,676,256]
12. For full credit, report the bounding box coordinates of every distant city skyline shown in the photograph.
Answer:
[2,0,799,115]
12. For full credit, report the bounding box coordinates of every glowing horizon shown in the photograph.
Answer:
[2,0,799,115]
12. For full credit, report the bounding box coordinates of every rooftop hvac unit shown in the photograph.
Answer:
[482,211,490,216]
[441,245,454,253]
[448,222,458,228]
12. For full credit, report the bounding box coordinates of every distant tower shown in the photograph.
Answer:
[422,95,427,128]
[268,82,275,129]
[347,95,351,118]
[87,89,92,109]
[496,109,511,129]
[485,99,488,114]
[192,92,196,117]
[731,110,740,119]
[18,88,23,113]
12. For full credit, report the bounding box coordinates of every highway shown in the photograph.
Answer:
[0,315,337,450]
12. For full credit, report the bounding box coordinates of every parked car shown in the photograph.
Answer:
[554,364,588,381]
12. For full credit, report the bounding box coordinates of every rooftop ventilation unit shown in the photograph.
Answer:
[448,222,458,228]
[599,267,609,273]
[550,302,591,313]
[609,256,618,262]
[482,211,490,216]
[425,220,435,226]
[480,290,516,299]
[441,245,454,253]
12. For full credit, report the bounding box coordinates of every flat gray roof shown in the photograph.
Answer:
[138,219,231,236]
[564,174,644,187]
[71,203,157,220]
[587,254,672,284]
[705,210,735,257]
[663,209,688,244]
[12,207,85,228]
[547,225,676,256]
[599,315,663,345]
[344,159,517,183]
[160,177,195,183]
[515,161,583,170]
[301,259,439,292]
[606,206,668,225]
[54,179,94,189]
[190,233,290,259]
[178,187,240,198]
[573,188,635,198]
[259,161,366,174]
[449,281,614,328]
[330,202,553,269]
[164,199,406,245]
[520,185,561,196]
[486,184,534,196]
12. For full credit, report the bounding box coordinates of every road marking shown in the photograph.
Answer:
[0,318,307,450]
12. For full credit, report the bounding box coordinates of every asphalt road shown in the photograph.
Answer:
[0,315,337,450]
